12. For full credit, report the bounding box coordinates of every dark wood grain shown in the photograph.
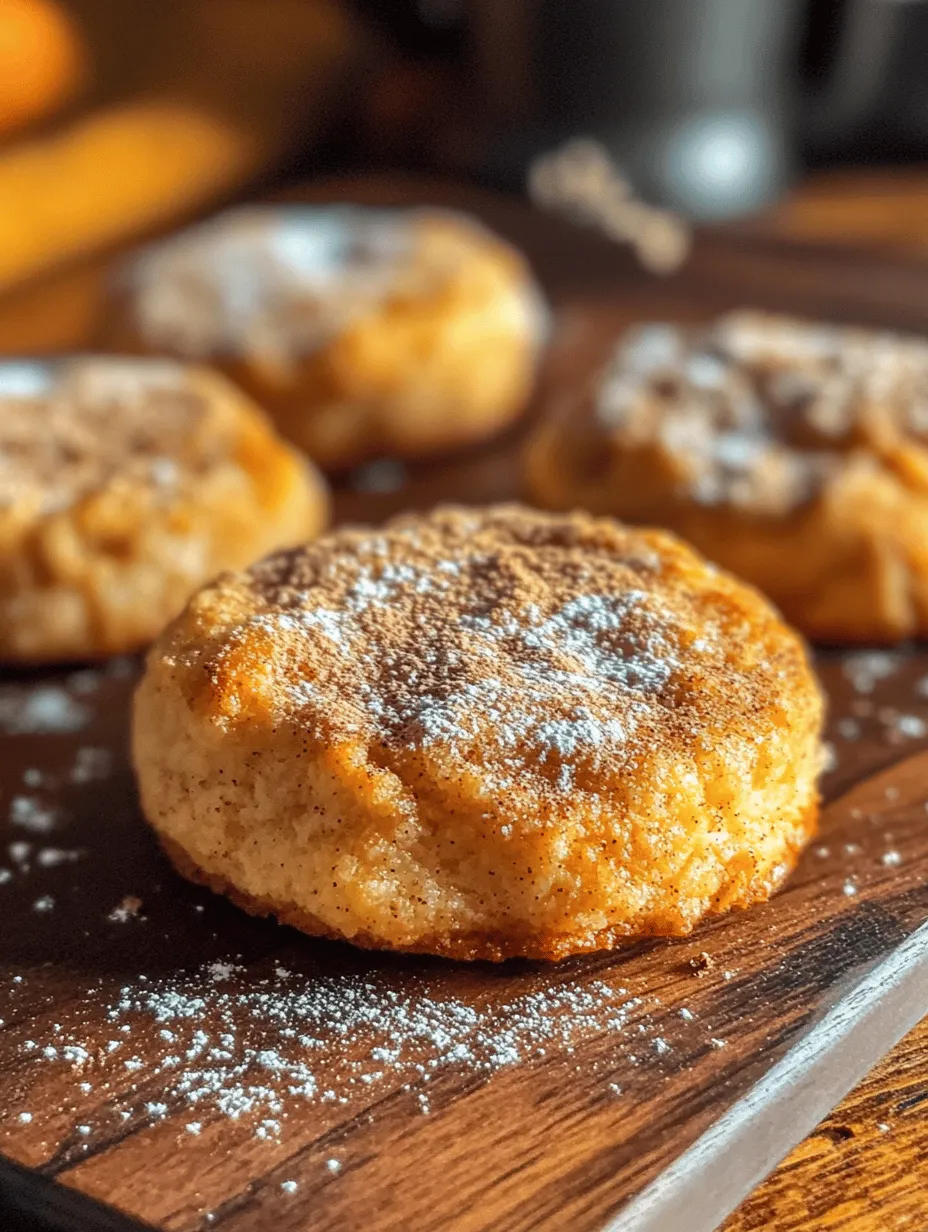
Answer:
[724,1016,928,1232]
[0,652,927,1232]
[2,178,928,1232]
[725,168,928,1232]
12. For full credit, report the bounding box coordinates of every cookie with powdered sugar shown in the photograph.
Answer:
[107,206,548,470]
[133,504,822,961]
[0,357,328,662]
[526,310,928,643]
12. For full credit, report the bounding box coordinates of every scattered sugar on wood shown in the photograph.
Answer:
[36,848,85,868]
[842,652,900,695]
[69,747,113,783]
[836,717,861,741]
[108,896,143,923]
[12,962,654,1140]
[9,796,61,834]
[0,684,89,735]
[876,708,927,744]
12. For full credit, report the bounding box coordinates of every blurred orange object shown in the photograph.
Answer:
[0,101,256,293]
[0,0,87,137]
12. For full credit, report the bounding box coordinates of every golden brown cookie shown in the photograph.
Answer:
[0,357,328,662]
[526,311,928,643]
[107,205,548,470]
[133,504,822,962]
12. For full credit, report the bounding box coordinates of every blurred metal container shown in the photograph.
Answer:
[465,0,928,218]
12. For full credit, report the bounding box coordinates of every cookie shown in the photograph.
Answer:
[0,357,328,662]
[133,504,822,962]
[106,205,548,470]
[526,311,928,643]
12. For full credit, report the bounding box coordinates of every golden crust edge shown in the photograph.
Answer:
[158,799,819,965]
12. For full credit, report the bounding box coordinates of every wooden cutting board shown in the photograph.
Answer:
[2,179,928,1232]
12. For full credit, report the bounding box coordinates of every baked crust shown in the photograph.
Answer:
[133,504,823,962]
[159,804,818,963]
[0,357,328,662]
[108,206,548,470]
[526,312,928,643]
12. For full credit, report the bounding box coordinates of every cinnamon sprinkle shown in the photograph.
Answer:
[193,506,792,799]
[586,312,928,516]
[0,359,216,514]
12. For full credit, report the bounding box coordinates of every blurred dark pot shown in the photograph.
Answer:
[464,0,922,218]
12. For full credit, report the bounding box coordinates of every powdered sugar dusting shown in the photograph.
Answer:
[587,311,928,515]
[128,206,414,364]
[14,962,646,1139]
[216,509,734,798]
[843,652,901,696]
[1,681,117,888]
[0,359,219,515]
[0,684,89,735]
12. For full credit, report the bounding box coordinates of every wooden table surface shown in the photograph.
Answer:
[721,168,928,1232]
[1,167,927,1231]
[332,170,928,1232]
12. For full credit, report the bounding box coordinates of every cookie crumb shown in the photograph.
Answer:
[108,895,142,923]
[688,952,714,976]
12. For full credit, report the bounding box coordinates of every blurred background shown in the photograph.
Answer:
[0,0,927,350]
